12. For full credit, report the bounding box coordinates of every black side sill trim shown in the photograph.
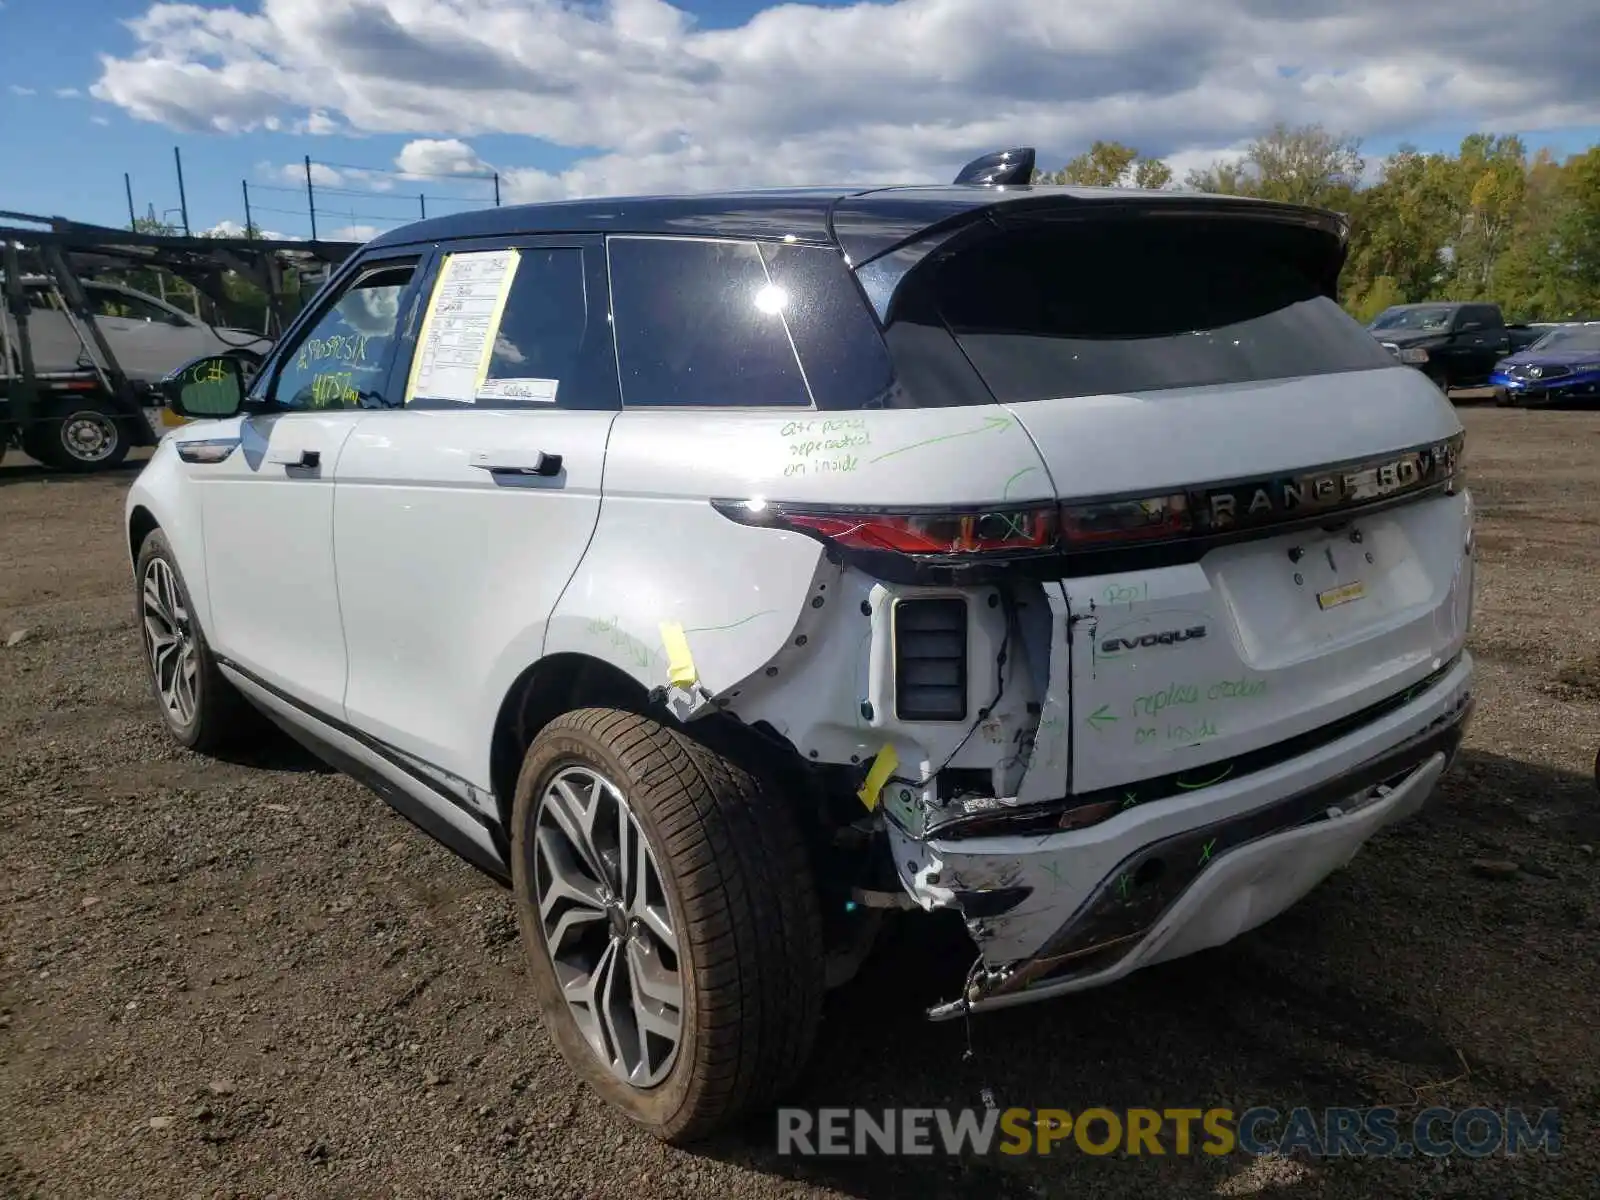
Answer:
[216,656,510,881]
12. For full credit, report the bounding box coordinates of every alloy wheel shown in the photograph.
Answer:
[142,558,198,726]
[532,765,683,1088]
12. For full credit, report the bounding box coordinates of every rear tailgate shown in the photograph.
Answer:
[1050,446,1470,793]
[915,198,1473,796]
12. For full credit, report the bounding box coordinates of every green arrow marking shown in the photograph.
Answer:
[1086,704,1118,732]
[868,414,1013,464]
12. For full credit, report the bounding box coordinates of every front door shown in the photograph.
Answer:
[196,251,427,715]
[332,236,619,789]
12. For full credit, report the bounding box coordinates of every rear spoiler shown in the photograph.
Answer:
[843,190,1352,323]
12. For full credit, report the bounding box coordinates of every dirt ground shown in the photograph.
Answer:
[2,406,1597,1199]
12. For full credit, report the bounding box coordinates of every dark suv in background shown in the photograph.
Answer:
[1369,302,1543,390]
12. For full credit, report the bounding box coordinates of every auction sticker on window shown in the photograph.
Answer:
[405,249,520,404]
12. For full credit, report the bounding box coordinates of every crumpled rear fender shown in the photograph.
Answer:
[541,495,834,714]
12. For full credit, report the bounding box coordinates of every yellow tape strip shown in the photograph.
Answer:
[856,745,899,811]
[472,248,521,394]
[658,622,698,688]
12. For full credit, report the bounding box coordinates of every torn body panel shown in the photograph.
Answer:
[888,655,1472,1016]
[721,569,1047,819]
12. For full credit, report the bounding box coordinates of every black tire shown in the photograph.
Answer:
[24,397,131,472]
[133,529,261,753]
[510,708,824,1144]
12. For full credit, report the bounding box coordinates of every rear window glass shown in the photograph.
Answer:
[608,236,812,408]
[929,220,1395,402]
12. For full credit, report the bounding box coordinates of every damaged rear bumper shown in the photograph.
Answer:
[885,653,1474,1019]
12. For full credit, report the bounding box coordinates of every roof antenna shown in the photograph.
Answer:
[952,148,1036,187]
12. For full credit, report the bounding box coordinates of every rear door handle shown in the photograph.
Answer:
[267,448,321,469]
[469,450,563,477]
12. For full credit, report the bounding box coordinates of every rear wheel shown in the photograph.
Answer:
[134,529,260,753]
[510,708,824,1143]
[24,397,131,472]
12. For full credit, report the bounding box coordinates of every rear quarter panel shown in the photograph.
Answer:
[544,403,1055,701]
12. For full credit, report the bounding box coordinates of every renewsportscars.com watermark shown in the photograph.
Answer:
[776,1106,1562,1159]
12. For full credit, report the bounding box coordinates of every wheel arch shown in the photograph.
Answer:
[485,650,827,839]
[488,653,652,829]
[128,503,161,568]
[123,449,216,639]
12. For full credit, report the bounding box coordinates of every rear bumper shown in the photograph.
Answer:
[888,652,1474,1019]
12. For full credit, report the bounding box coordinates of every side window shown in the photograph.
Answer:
[89,289,183,324]
[270,260,416,410]
[608,236,812,408]
[759,242,894,410]
[409,247,589,408]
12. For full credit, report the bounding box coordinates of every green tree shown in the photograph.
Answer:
[1549,144,1600,314]
[1184,123,1365,209]
[1445,134,1528,298]
[1037,141,1173,188]
[1133,158,1173,190]
[1342,148,1456,305]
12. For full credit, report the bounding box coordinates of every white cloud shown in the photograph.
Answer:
[91,115,111,126]
[395,137,491,179]
[89,0,1600,200]
[302,110,340,136]
[206,218,294,240]
[9,85,36,97]
[55,87,81,99]
[275,160,344,187]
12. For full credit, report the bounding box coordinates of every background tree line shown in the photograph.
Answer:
[1034,125,1600,322]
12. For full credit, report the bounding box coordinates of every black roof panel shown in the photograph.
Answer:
[365,188,865,251]
[365,184,1343,269]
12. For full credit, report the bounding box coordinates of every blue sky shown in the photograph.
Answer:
[2,0,1596,243]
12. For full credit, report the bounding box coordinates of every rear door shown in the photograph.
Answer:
[332,235,619,787]
[912,208,1474,795]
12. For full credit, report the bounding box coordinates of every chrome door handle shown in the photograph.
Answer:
[469,450,562,477]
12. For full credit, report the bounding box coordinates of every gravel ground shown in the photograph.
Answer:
[2,406,1597,1199]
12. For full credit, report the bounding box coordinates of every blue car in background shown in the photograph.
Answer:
[1490,322,1600,407]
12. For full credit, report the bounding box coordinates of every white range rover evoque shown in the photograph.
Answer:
[126,148,1476,1142]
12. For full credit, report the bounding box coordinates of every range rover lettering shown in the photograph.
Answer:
[126,147,1476,1143]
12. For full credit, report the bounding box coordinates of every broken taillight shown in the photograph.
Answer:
[712,499,1057,558]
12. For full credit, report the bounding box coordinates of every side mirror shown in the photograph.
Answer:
[162,355,245,420]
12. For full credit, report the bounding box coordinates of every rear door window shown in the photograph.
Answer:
[926,219,1396,403]
[608,236,813,408]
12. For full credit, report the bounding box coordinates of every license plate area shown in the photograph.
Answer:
[1205,514,1437,670]
[1317,579,1366,610]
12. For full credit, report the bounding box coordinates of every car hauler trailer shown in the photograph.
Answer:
[1,211,360,471]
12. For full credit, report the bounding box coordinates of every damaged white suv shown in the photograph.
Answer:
[127,148,1475,1142]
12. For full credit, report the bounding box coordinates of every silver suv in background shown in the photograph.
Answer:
[3,277,271,387]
